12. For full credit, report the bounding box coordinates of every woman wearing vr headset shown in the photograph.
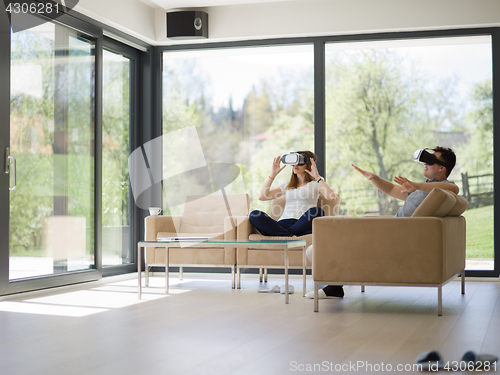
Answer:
[249,150,337,238]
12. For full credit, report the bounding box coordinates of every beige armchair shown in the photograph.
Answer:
[144,193,250,288]
[237,193,341,288]
[311,187,469,316]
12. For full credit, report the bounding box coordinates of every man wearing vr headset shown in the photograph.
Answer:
[353,146,458,217]
[249,151,337,237]
[307,147,458,300]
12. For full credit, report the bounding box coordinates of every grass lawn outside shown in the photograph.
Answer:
[462,205,494,259]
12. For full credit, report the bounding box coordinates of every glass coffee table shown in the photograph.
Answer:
[137,239,307,304]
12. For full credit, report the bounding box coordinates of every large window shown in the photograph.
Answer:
[160,35,496,273]
[9,22,96,279]
[162,45,314,214]
[325,36,494,270]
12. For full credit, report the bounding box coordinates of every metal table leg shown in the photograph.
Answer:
[138,243,142,300]
[302,245,307,296]
[165,247,169,293]
[285,245,289,304]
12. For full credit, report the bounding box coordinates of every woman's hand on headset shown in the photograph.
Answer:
[270,156,286,178]
[305,157,321,180]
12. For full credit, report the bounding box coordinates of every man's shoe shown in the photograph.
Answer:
[305,286,344,299]
[323,285,344,298]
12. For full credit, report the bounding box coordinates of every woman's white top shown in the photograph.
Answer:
[278,181,321,220]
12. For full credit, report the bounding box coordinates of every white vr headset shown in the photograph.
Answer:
[413,148,451,169]
[281,152,310,166]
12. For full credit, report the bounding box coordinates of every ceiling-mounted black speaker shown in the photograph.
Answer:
[166,11,208,39]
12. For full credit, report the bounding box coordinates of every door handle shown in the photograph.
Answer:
[4,147,16,191]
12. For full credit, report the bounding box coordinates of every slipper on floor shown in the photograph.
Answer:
[258,285,280,293]
[461,351,498,369]
[415,350,444,371]
[280,284,294,294]
[305,289,340,299]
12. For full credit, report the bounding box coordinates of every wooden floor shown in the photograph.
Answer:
[0,273,499,375]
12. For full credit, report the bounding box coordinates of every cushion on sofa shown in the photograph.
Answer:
[180,194,250,233]
[411,188,457,217]
[447,195,469,216]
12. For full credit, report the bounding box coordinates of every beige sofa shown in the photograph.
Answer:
[236,193,341,288]
[144,193,250,288]
[311,187,469,316]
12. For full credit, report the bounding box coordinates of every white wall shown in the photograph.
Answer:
[75,0,500,46]
[74,0,157,43]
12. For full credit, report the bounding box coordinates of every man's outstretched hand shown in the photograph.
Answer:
[394,176,418,194]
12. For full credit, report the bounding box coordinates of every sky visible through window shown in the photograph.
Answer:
[163,36,491,115]
[163,44,313,110]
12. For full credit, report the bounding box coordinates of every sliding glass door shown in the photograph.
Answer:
[9,22,96,279]
[1,10,102,295]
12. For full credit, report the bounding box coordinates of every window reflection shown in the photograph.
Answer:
[162,45,314,214]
